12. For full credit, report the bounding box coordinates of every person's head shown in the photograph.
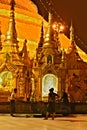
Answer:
[14,88,17,93]
[49,88,54,93]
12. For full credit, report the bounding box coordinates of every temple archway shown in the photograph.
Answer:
[0,71,14,91]
[42,74,58,100]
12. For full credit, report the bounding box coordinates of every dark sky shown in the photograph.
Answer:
[31,0,87,52]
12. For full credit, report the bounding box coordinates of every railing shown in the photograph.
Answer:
[0,101,87,115]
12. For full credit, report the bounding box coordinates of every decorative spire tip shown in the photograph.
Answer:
[10,0,16,10]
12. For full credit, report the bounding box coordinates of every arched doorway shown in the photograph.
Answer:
[0,71,14,91]
[0,70,14,101]
[42,74,58,101]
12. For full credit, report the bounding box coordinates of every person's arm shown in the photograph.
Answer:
[10,92,14,100]
[55,93,59,97]
[48,94,51,102]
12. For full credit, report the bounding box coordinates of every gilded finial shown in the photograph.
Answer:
[0,22,1,35]
[70,20,74,43]
[10,0,15,10]
[38,21,44,47]
[0,22,2,50]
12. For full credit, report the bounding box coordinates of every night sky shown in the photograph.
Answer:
[31,0,87,53]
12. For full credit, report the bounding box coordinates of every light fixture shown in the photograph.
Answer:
[52,22,64,33]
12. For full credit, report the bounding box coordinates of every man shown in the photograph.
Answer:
[10,88,17,116]
[45,88,58,120]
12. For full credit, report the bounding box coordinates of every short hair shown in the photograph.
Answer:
[14,88,17,92]
[49,88,54,92]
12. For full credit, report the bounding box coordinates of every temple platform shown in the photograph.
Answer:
[0,101,87,115]
[0,114,87,130]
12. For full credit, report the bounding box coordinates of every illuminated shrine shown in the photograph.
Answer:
[0,0,87,102]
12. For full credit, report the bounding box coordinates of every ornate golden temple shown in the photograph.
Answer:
[0,0,87,102]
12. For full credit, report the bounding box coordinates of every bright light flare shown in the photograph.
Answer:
[59,25,64,32]
[52,23,57,30]
[52,22,58,31]
[52,22,64,32]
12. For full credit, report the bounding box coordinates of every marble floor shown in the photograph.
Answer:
[0,114,87,130]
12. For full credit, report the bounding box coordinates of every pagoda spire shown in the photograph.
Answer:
[21,39,31,66]
[10,0,15,10]
[0,23,2,50]
[70,20,75,44]
[69,21,77,52]
[48,10,52,41]
[38,21,44,48]
[5,0,18,43]
[3,0,19,62]
[44,1,54,47]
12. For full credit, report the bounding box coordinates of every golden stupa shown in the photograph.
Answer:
[0,0,48,58]
[0,0,87,103]
[0,0,87,62]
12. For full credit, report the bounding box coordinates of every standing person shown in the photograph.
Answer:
[61,90,70,116]
[45,88,58,120]
[61,90,69,105]
[10,88,17,116]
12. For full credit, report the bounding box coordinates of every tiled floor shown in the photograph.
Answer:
[0,114,87,130]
